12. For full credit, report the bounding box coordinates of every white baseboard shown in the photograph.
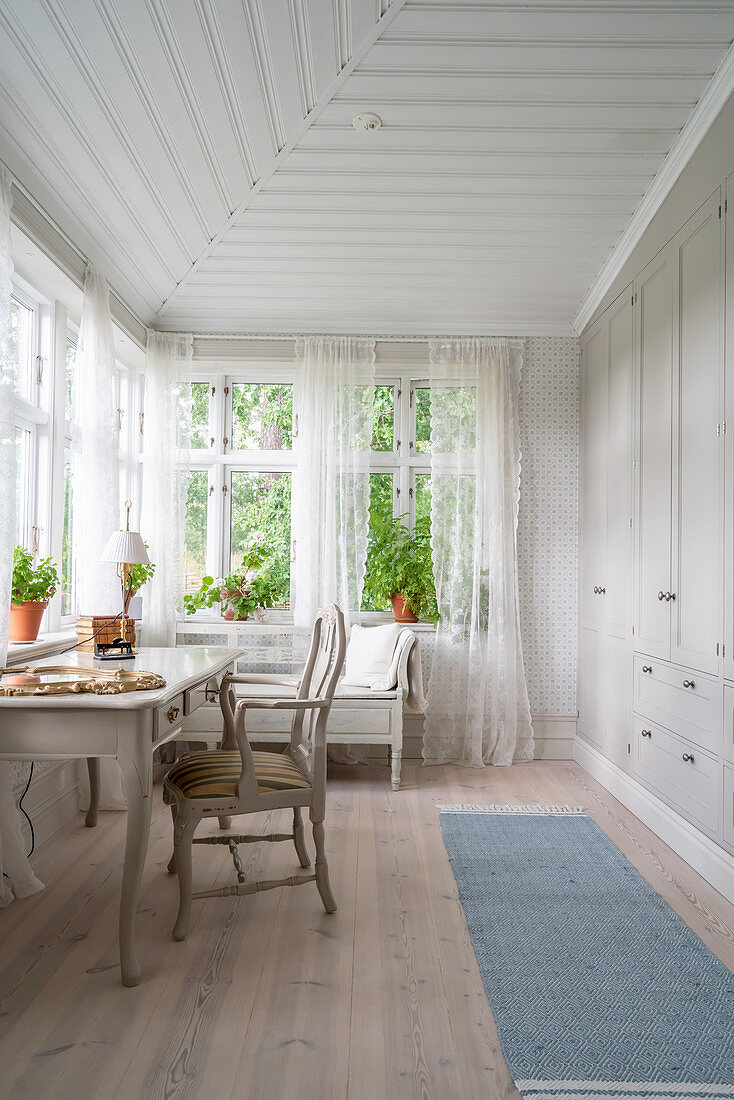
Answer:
[16,761,80,849]
[402,713,576,761]
[575,737,734,905]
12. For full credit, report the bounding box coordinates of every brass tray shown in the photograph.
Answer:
[0,666,166,697]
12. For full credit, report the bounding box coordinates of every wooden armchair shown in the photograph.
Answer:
[163,605,346,942]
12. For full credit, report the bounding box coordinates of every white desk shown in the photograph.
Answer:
[0,645,242,986]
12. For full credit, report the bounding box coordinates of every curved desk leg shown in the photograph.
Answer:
[117,717,153,987]
[85,758,100,827]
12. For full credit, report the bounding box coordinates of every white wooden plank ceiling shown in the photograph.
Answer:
[1,0,733,335]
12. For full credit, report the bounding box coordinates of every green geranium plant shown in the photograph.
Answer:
[362,514,438,623]
[183,537,279,621]
[11,545,59,604]
[123,545,156,613]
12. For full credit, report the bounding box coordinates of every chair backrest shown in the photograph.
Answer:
[290,604,346,755]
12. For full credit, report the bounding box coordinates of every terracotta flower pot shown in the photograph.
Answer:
[391,594,418,624]
[220,589,249,622]
[9,601,48,643]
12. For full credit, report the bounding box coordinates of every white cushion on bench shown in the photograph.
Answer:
[342,623,403,689]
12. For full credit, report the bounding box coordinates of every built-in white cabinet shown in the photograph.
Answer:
[670,192,723,675]
[724,170,734,683]
[633,190,723,675]
[579,184,734,870]
[635,246,674,661]
[578,287,634,766]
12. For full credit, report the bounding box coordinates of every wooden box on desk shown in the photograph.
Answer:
[75,616,136,652]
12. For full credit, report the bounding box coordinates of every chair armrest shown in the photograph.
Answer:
[234,697,330,713]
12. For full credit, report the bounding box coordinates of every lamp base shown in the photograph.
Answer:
[95,639,136,660]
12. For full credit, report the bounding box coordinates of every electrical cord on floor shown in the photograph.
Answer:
[2,762,35,881]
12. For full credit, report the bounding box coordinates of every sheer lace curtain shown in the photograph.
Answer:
[423,337,533,768]
[73,265,121,616]
[0,166,43,905]
[73,265,126,812]
[140,331,193,647]
[292,335,375,628]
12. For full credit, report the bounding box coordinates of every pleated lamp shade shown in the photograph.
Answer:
[100,529,149,565]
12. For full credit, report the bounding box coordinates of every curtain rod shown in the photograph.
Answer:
[192,333,526,346]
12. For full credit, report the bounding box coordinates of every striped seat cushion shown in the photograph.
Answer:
[165,750,311,799]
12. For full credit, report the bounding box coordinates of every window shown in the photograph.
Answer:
[184,470,209,594]
[183,376,295,610]
[182,370,435,619]
[10,294,35,399]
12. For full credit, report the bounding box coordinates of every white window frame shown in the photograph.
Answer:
[180,363,434,624]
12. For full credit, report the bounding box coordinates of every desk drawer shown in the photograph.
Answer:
[633,656,720,752]
[631,715,720,835]
[184,677,220,716]
[154,693,185,740]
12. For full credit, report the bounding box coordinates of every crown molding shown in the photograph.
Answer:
[571,40,734,334]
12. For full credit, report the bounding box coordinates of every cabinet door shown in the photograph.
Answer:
[606,290,634,642]
[579,318,608,631]
[670,191,723,675]
[578,626,605,751]
[725,172,734,682]
[635,247,673,660]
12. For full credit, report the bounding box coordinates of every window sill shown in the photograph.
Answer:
[6,630,77,667]
[175,613,437,632]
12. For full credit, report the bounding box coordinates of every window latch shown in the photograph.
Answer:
[36,355,44,385]
[32,525,40,555]
[139,412,144,435]
[291,538,296,562]
[293,413,299,439]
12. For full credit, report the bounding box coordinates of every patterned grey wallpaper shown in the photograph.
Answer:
[517,337,579,715]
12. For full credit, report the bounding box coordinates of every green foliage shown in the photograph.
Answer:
[230,471,291,605]
[372,385,394,450]
[232,383,293,450]
[190,383,210,449]
[12,546,59,604]
[183,538,279,619]
[362,513,438,623]
[127,544,156,594]
[414,386,432,453]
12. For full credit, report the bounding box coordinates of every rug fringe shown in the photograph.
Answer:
[438,803,585,814]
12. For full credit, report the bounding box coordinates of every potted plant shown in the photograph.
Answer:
[363,514,438,624]
[10,546,60,642]
[123,546,156,614]
[183,539,278,621]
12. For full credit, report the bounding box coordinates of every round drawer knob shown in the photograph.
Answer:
[682,680,695,689]
[642,665,652,674]
[658,591,666,601]
[682,752,695,764]
[641,730,652,739]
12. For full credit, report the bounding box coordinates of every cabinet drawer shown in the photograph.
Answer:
[724,686,734,767]
[724,766,734,850]
[154,693,185,740]
[633,656,720,752]
[631,716,720,836]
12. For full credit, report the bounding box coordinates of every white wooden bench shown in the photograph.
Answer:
[178,629,420,791]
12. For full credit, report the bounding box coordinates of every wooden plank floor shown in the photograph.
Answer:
[0,760,732,1100]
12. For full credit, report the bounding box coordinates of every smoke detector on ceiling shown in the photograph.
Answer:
[352,112,382,132]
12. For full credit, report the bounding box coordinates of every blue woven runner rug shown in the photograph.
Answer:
[440,805,734,1100]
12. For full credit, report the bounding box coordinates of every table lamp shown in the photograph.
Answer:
[98,500,149,660]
